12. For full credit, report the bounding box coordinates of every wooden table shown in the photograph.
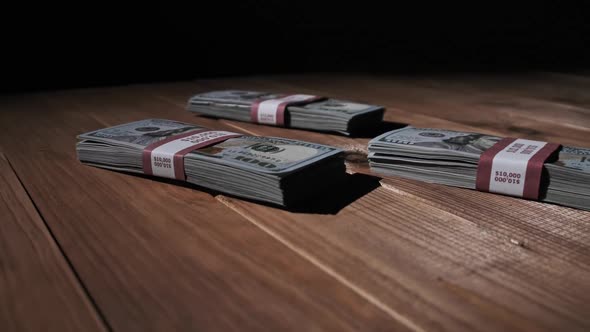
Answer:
[1,73,589,332]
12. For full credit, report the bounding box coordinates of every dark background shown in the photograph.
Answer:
[3,3,589,93]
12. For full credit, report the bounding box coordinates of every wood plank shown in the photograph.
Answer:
[0,92,408,332]
[4,75,590,332]
[386,73,590,132]
[0,153,108,332]
[408,72,590,111]
[219,181,590,332]
[378,177,590,267]
[152,76,590,331]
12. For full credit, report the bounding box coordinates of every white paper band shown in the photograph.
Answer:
[488,139,547,196]
[255,94,318,125]
[146,130,240,179]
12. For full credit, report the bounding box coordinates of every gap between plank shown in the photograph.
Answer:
[4,155,113,332]
[216,195,426,332]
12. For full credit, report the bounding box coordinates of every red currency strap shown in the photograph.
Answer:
[250,94,326,126]
[476,137,561,200]
[142,129,242,180]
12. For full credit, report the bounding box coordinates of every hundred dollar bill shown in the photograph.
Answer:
[368,126,590,210]
[187,90,385,135]
[77,119,346,206]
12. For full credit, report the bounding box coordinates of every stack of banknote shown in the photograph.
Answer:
[368,126,590,210]
[187,90,385,135]
[76,119,346,207]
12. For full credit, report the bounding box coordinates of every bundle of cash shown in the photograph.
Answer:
[76,119,346,207]
[369,126,590,210]
[187,90,385,135]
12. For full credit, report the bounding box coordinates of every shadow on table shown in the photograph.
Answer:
[117,171,381,215]
[282,172,382,214]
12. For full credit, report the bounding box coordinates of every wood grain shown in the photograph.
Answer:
[2,73,590,332]
[381,74,590,133]
[408,72,590,112]
[0,92,406,332]
[219,183,590,332]
[151,75,590,331]
[0,153,108,332]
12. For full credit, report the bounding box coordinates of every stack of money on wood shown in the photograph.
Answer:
[187,90,385,135]
[369,126,590,210]
[76,119,346,207]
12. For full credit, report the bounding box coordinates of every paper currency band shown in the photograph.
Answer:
[476,137,561,200]
[142,129,242,180]
[250,94,326,126]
